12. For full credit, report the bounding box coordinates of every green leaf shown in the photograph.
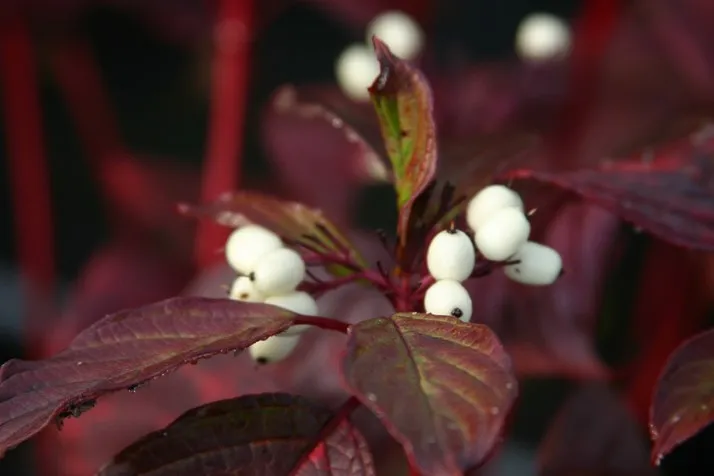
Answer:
[340,313,518,475]
[368,37,437,245]
[98,393,375,476]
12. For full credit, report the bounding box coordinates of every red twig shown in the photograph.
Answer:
[196,0,253,269]
[0,11,55,344]
[289,396,362,475]
[292,315,350,334]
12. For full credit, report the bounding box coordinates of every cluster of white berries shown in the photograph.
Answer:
[423,185,563,321]
[335,10,424,102]
[225,225,319,365]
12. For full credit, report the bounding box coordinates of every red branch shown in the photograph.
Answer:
[195,0,253,269]
[289,396,362,475]
[292,315,350,334]
[0,12,55,336]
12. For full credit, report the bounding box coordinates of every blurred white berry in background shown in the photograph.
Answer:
[252,247,306,296]
[229,276,264,302]
[423,279,472,323]
[474,207,531,262]
[515,12,571,62]
[265,291,319,335]
[335,44,379,102]
[504,241,563,285]
[225,224,283,275]
[426,229,475,282]
[366,10,424,61]
[249,334,301,364]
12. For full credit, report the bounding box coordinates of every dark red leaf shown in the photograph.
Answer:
[0,297,298,456]
[368,38,437,246]
[538,384,656,476]
[505,130,714,250]
[179,190,367,272]
[97,393,374,476]
[341,313,518,475]
[261,86,389,229]
[649,328,714,464]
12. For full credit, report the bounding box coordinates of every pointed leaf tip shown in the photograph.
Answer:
[367,40,437,247]
[0,297,298,455]
[98,393,375,476]
[340,313,517,475]
[650,328,714,464]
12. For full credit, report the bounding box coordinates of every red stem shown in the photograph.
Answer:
[293,315,350,334]
[289,396,361,476]
[0,11,55,344]
[195,0,253,269]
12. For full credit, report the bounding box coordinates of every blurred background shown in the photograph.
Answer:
[2,0,714,474]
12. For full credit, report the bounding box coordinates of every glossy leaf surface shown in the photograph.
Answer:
[179,191,367,272]
[98,393,375,476]
[506,130,714,251]
[341,313,517,475]
[538,384,656,476]
[368,38,437,244]
[0,297,298,456]
[650,328,714,464]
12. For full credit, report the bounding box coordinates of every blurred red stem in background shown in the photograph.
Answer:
[549,0,621,167]
[51,39,124,164]
[0,12,55,348]
[195,0,253,268]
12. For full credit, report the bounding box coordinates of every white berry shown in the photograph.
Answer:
[229,276,265,302]
[366,10,424,61]
[515,13,571,62]
[248,334,301,364]
[504,241,562,285]
[335,44,379,102]
[252,248,306,295]
[423,279,472,323]
[426,229,475,282]
[225,225,283,275]
[265,291,318,335]
[475,207,530,261]
[466,185,524,231]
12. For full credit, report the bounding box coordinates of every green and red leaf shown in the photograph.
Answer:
[368,37,437,246]
[649,328,714,464]
[179,190,367,274]
[98,393,375,476]
[340,313,517,475]
[0,297,302,456]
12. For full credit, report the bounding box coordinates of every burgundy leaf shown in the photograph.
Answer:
[368,38,437,246]
[262,85,389,229]
[341,313,518,475]
[98,393,374,476]
[649,327,714,464]
[0,297,299,456]
[505,130,714,251]
[538,384,656,476]
[179,190,367,271]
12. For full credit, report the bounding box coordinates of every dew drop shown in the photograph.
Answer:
[671,414,681,423]
[505,382,514,390]
[76,361,84,366]
[162,431,168,437]
[649,423,659,440]
[701,404,709,411]
[367,393,378,402]
[490,406,499,415]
